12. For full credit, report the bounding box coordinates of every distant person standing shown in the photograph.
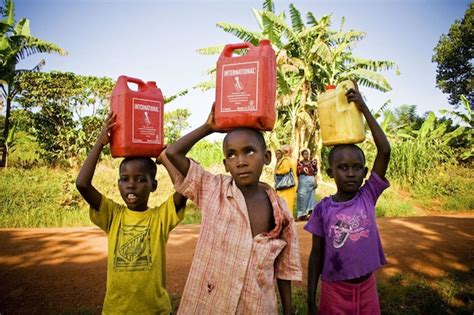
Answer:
[275,145,298,217]
[296,149,317,221]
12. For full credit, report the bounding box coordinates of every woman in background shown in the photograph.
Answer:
[274,145,298,217]
[296,148,317,221]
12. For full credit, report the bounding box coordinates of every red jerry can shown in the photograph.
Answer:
[110,75,164,158]
[215,39,276,131]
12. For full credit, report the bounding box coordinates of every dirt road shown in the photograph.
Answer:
[0,215,472,314]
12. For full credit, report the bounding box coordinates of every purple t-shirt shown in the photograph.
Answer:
[304,172,389,282]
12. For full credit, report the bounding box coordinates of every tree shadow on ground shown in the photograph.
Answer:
[0,228,107,314]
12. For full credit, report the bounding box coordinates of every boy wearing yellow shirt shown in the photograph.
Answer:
[76,112,186,314]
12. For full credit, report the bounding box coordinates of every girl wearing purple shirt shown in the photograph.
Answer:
[305,82,391,315]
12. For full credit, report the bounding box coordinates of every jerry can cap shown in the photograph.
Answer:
[260,39,271,45]
[325,84,336,90]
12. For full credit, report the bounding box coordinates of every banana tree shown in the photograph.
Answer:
[195,0,398,170]
[0,0,67,167]
[439,95,473,160]
[273,5,399,164]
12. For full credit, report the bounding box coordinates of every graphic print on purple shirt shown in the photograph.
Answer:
[331,209,371,248]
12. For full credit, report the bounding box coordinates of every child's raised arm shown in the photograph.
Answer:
[157,149,187,211]
[166,104,220,177]
[346,82,391,179]
[76,112,116,210]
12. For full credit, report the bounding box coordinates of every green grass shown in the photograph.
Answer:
[377,271,474,314]
[376,186,419,217]
[0,156,206,227]
[411,165,474,212]
[1,158,472,227]
[0,166,86,227]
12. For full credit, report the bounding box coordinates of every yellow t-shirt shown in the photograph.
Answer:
[90,195,184,315]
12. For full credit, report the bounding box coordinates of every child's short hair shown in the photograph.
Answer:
[223,127,267,151]
[119,157,157,179]
[328,144,366,166]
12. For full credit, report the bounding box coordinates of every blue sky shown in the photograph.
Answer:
[15,0,471,135]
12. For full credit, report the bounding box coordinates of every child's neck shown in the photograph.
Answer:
[332,191,357,203]
[127,205,149,212]
[237,182,262,197]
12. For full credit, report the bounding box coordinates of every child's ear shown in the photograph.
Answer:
[327,167,334,178]
[151,179,157,192]
[223,159,229,172]
[363,166,368,177]
[264,150,271,165]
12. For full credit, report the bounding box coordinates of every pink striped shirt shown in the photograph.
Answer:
[175,160,302,314]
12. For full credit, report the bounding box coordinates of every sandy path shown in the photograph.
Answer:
[0,214,472,314]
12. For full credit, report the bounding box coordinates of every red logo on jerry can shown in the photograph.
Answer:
[110,76,164,158]
[220,61,259,112]
[215,40,276,131]
[132,98,162,144]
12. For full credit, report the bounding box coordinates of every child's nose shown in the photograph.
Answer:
[236,155,247,166]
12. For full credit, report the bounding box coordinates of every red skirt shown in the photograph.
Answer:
[319,273,381,315]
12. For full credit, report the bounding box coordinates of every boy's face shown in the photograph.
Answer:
[276,150,282,160]
[302,150,309,160]
[327,146,368,194]
[118,160,157,211]
[223,129,271,189]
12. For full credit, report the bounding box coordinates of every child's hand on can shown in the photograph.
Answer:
[98,112,116,146]
[345,81,366,111]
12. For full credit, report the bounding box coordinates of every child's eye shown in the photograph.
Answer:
[137,177,147,183]
[227,153,236,159]
[119,176,128,182]
[246,149,255,156]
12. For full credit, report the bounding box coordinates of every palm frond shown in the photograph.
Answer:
[216,22,261,44]
[261,12,283,47]
[276,70,292,95]
[347,56,398,73]
[261,10,298,44]
[418,112,436,140]
[0,0,14,33]
[0,33,9,51]
[309,38,332,63]
[14,39,67,63]
[339,16,346,32]
[164,89,188,104]
[262,0,275,13]
[442,126,466,145]
[375,99,392,117]
[306,12,318,27]
[380,111,393,132]
[205,67,216,75]
[279,63,300,74]
[251,8,264,30]
[196,44,225,56]
[289,4,304,33]
[338,68,392,92]
[14,18,30,36]
[193,80,215,91]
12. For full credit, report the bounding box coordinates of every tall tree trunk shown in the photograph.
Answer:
[0,95,11,168]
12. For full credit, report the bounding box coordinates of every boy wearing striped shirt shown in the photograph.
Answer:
[166,106,302,314]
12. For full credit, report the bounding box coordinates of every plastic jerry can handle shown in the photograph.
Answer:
[222,42,256,57]
[336,81,355,112]
[117,75,147,91]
